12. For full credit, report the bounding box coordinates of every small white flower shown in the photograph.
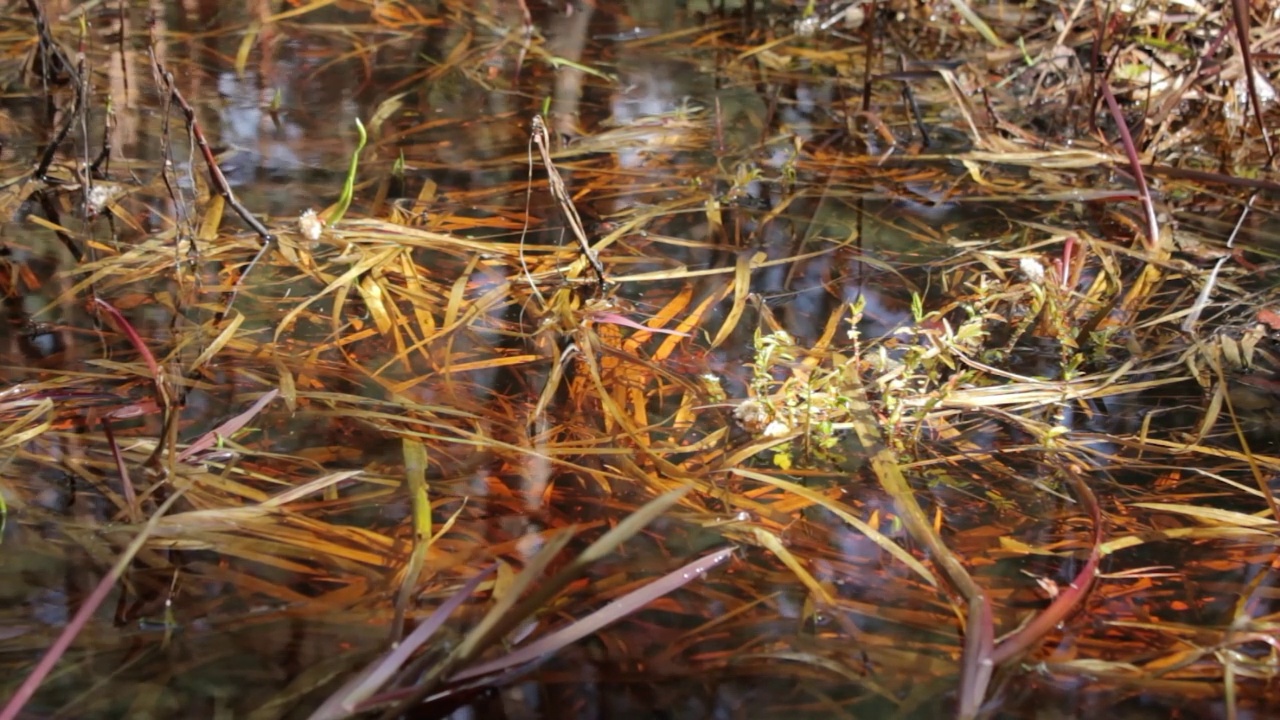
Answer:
[762,419,791,438]
[87,185,113,214]
[85,183,126,217]
[298,208,324,242]
[1019,257,1045,284]
[734,399,769,432]
[793,14,820,37]
[841,4,866,29]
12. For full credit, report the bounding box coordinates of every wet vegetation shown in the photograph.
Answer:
[2,0,1280,717]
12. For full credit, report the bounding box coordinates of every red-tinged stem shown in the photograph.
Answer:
[1099,82,1160,250]
[91,297,170,411]
[991,471,1102,664]
[1230,0,1275,164]
[92,297,157,378]
[102,419,140,523]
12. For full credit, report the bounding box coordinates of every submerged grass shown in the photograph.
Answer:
[2,0,1280,718]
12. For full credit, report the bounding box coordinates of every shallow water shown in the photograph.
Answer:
[1,1,1277,719]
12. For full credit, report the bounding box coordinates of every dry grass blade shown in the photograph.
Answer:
[381,487,690,716]
[378,528,576,717]
[392,438,432,640]
[273,246,402,341]
[530,114,606,287]
[747,526,833,603]
[1128,503,1278,530]
[732,468,938,587]
[306,566,497,720]
[708,252,764,349]
[0,397,52,449]
[175,389,280,462]
[260,471,365,508]
[448,545,736,683]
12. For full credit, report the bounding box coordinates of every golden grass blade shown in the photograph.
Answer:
[233,22,259,78]
[185,311,244,374]
[398,252,437,350]
[198,195,224,240]
[274,246,399,341]
[749,526,834,604]
[261,471,363,507]
[272,347,299,413]
[1128,503,1279,529]
[708,251,765,349]
[393,439,433,639]
[0,397,52,449]
[732,468,938,587]
[357,274,395,336]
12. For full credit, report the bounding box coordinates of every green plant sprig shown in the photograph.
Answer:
[327,117,367,227]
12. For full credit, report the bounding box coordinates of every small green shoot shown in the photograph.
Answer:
[327,117,367,227]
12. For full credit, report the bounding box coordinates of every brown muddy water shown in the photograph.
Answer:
[1,1,1278,719]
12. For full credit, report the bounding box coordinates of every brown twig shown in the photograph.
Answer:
[148,45,275,242]
[26,0,81,182]
[513,0,533,80]
[530,115,606,289]
[101,419,140,524]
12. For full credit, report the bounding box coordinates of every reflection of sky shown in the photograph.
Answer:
[213,69,354,187]
[609,68,685,171]
[215,70,299,186]
[605,51,731,175]
[612,69,682,125]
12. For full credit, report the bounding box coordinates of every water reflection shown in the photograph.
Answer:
[0,1,1263,719]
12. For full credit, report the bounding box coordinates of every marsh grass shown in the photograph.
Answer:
[2,0,1280,718]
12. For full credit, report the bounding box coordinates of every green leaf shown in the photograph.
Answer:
[328,117,367,227]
